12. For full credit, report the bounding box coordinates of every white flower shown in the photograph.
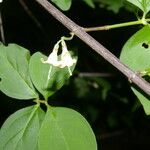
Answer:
[59,40,76,68]
[0,0,3,3]
[41,48,60,67]
[41,40,76,76]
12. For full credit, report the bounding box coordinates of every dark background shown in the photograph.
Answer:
[0,0,150,149]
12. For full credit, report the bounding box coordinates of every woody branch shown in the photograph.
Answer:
[35,0,150,96]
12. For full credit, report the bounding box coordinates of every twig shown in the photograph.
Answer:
[84,18,150,32]
[35,0,150,97]
[78,72,114,78]
[98,130,125,140]
[0,7,5,44]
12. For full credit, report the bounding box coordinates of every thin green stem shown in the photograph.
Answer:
[84,18,150,32]
[61,32,74,41]
[34,99,49,106]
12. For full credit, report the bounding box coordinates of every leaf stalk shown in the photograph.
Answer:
[84,18,150,32]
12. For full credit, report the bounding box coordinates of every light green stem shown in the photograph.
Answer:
[84,18,150,32]
[34,99,49,106]
[61,32,74,41]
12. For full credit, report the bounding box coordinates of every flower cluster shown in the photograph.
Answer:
[41,38,76,78]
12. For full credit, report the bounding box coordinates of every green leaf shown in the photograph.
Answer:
[94,0,123,13]
[38,107,97,150]
[0,44,38,100]
[124,0,140,13]
[82,0,95,8]
[127,0,150,14]
[29,52,76,100]
[120,25,150,115]
[51,0,72,11]
[131,87,150,114]
[0,105,45,150]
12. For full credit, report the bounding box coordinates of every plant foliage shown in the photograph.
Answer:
[0,37,97,149]
[120,26,150,115]
[0,44,38,100]
[0,105,45,150]
[1,0,150,149]
[38,107,97,150]
[127,0,150,14]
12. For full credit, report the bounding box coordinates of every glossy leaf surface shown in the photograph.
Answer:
[120,26,150,115]
[38,107,97,150]
[0,44,38,99]
[0,105,45,150]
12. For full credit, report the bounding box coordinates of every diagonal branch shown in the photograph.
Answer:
[35,0,150,97]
